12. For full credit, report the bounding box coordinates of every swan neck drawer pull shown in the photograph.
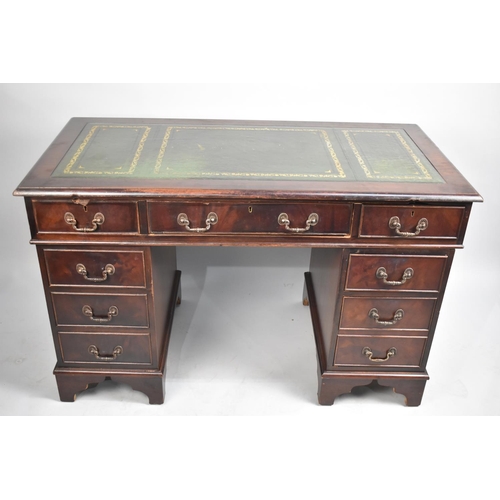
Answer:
[362,346,397,362]
[76,263,115,282]
[278,212,319,233]
[376,267,414,286]
[368,307,404,326]
[64,211,105,232]
[82,305,118,323]
[389,216,428,237]
[88,345,123,361]
[177,212,218,232]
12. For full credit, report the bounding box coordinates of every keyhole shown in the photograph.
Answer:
[73,198,90,212]
[411,210,415,217]
[248,206,253,213]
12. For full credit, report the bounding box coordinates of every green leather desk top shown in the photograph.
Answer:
[51,123,443,183]
[14,118,481,202]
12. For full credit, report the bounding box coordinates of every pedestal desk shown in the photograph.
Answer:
[14,118,481,406]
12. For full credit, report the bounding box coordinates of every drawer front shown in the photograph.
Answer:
[44,249,147,287]
[33,201,139,234]
[360,205,464,239]
[148,202,353,235]
[340,297,436,330]
[52,293,149,327]
[58,332,152,364]
[346,254,448,292]
[334,335,427,368]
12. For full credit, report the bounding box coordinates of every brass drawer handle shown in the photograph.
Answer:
[82,305,118,323]
[177,212,218,232]
[64,211,105,232]
[362,346,397,363]
[88,344,123,361]
[76,263,115,282]
[278,212,319,233]
[389,216,428,237]
[369,307,404,325]
[376,267,414,286]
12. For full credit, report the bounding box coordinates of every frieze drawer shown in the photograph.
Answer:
[345,254,448,292]
[148,202,353,235]
[33,200,140,234]
[44,249,147,288]
[51,292,149,327]
[359,205,464,239]
[334,335,427,368]
[58,331,152,365]
[340,297,436,330]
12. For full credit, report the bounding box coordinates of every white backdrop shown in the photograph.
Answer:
[4,0,500,490]
[1,81,499,500]
[0,3,498,498]
[0,83,498,417]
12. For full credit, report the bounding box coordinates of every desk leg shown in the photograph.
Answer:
[302,279,310,306]
[317,372,428,407]
[54,370,166,404]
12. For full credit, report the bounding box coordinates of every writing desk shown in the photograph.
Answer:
[14,118,481,405]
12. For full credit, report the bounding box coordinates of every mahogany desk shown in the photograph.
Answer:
[14,118,481,405]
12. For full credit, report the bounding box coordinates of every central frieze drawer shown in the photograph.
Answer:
[33,200,139,234]
[340,297,436,330]
[51,292,149,327]
[58,332,152,364]
[148,202,353,235]
[345,254,448,292]
[44,249,147,287]
[359,205,464,239]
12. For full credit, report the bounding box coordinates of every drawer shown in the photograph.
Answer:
[345,254,448,292]
[58,332,152,364]
[44,249,147,287]
[359,205,464,239]
[33,200,139,234]
[51,292,149,327]
[334,335,427,368]
[148,201,353,235]
[340,297,436,330]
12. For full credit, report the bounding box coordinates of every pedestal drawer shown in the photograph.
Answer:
[148,201,352,235]
[345,254,448,292]
[340,297,436,330]
[33,200,139,234]
[58,332,152,364]
[44,249,147,287]
[360,205,464,239]
[51,292,149,327]
[334,335,427,368]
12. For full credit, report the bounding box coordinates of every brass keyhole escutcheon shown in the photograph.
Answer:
[248,206,253,213]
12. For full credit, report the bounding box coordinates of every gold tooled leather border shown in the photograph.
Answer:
[153,126,346,179]
[342,129,434,180]
[63,125,151,175]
